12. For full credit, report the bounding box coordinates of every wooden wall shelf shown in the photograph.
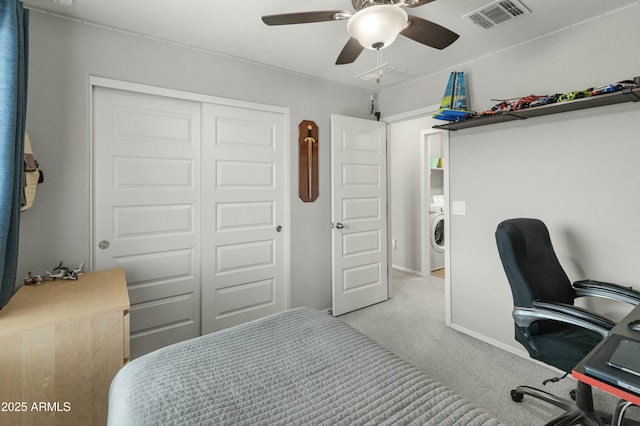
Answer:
[433,87,640,131]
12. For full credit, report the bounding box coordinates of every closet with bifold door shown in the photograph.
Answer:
[91,79,289,358]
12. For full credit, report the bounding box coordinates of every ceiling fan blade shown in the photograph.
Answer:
[335,38,364,65]
[402,0,437,8]
[400,15,459,50]
[262,10,351,26]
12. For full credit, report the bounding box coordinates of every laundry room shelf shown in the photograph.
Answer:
[433,87,640,131]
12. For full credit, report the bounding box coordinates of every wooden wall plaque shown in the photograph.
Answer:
[298,120,318,202]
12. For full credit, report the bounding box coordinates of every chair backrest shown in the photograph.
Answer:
[495,218,575,308]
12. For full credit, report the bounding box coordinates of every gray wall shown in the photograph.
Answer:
[383,5,640,352]
[449,107,640,348]
[20,11,371,310]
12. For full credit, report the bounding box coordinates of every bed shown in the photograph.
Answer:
[108,308,502,425]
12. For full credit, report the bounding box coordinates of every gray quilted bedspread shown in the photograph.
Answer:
[108,308,502,425]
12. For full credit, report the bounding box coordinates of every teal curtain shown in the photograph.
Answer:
[0,0,28,309]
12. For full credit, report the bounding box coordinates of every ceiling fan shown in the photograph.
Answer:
[262,0,459,65]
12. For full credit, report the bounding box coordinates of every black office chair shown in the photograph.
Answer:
[495,218,640,426]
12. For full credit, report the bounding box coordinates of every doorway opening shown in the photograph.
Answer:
[385,107,450,324]
[423,129,446,280]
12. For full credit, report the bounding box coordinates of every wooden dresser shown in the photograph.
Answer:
[0,268,130,426]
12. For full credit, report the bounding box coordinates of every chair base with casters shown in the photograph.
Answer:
[511,381,610,426]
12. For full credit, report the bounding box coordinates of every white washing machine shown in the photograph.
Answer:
[429,196,445,271]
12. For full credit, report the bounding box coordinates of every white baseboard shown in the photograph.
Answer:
[392,265,424,276]
[448,322,569,377]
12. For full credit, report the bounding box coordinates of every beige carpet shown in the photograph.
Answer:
[340,269,637,425]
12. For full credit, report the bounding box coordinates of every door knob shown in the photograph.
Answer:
[335,222,344,229]
[98,240,110,249]
[276,226,282,232]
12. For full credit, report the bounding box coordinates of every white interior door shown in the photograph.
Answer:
[200,103,288,334]
[93,86,201,358]
[331,114,388,316]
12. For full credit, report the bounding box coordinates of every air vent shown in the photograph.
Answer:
[355,63,413,86]
[463,0,531,29]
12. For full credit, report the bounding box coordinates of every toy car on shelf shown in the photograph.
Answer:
[557,88,594,103]
[480,94,548,116]
[591,80,636,96]
[479,100,511,116]
[529,93,563,108]
[511,94,548,110]
[491,100,512,112]
[591,84,616,96]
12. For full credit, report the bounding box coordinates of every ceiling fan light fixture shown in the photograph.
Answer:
[347,5,408,50]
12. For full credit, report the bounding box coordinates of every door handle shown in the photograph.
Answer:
[335,222,344,229]
[98,240,110,249]
[276,225,282,232]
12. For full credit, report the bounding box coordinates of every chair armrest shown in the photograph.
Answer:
[513,301,614,337]
[573,279,640,305]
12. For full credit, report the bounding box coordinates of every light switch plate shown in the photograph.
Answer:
[452,201,466,216]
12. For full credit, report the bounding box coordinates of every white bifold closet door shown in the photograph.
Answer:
[200,103,287,334]
[93,85,287,358]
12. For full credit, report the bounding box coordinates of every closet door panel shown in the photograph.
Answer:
[93,87,201,358]
[201,104,288,333]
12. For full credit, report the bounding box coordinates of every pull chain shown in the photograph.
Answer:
[376,48,382,84]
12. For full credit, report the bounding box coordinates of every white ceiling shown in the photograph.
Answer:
[23,0,638,90]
